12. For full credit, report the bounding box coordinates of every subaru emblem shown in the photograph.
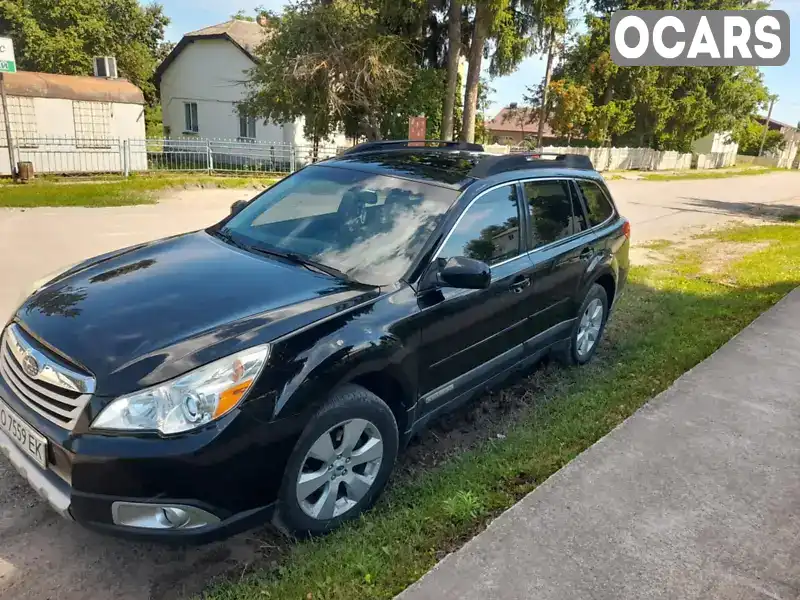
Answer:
[21,352,40,378]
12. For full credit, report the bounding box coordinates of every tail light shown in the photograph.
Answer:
[622,220,631,239]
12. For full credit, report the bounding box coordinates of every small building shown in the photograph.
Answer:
[485,105,557,146]
[0,70,146,176]
[155,18,346,148]
[755,115,798,137]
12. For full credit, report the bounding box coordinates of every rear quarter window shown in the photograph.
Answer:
[577,180,615,226]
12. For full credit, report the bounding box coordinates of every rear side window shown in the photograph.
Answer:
[523,180,579,250]
[439,184,521,266]
[578,180,615,226]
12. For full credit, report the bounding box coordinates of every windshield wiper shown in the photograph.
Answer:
[247,246,358,284]
[211,227,249,251]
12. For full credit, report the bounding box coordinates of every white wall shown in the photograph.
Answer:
[0,96,146,175]
[160,38,288,142]
[692,132,737,155]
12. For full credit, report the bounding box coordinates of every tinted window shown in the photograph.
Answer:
[439,185,521,266]
[222,165,459,285]
[331,151,481,188]
[578,180,615,226]
[523,180,577,249]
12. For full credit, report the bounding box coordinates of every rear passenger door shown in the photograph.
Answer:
[520,179,594,346]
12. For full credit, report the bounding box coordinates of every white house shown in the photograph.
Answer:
[0,71,146,175]
[156,18,346,147]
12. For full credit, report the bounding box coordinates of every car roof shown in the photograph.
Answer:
[320,150,483,191]
[318,148,601,191]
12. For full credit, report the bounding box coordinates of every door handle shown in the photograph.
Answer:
[509,276,531,294]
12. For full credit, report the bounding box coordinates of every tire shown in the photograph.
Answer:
[273,384,399,537]
[557,283,609,366]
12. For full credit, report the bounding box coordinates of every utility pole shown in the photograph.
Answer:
[0,73,17,181]
[536,28,556,149]
[758,95,777,158]
[0,37,18,181]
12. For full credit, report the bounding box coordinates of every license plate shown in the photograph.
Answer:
[0,397,47,468]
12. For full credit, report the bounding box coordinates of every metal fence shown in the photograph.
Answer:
[1,136,345,177]
[2,136,126,176]
[4,135,795,178]
[131,138,342,175]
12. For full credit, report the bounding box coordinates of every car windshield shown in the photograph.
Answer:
[218,165,460,286]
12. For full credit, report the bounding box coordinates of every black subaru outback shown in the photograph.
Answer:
[0,141,629,541]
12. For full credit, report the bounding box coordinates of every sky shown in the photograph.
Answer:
[160,0,800,127]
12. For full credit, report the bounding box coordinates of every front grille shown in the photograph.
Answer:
[0,325,94,431]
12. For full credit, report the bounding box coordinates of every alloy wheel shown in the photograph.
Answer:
[295,418,384,521]
[576,298,604,358]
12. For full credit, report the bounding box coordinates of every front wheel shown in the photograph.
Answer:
[274,384,399,537]
[558,283,609,366]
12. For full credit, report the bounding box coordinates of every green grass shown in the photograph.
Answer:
[640,167,789,181]
[208,223,800,600]
[0,174,281,208]
[641,239,676,252]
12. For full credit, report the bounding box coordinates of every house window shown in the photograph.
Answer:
[184,102,199,133]
[0,97,38,148]
[239,116,256,140]
[73,101,112,148]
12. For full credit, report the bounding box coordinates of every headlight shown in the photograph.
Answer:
[92,344,270,435]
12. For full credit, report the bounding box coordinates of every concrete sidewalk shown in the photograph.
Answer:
[400,289,800,600]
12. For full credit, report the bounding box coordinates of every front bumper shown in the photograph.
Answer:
[0,375,300,543]
[0,425,71,518]
[0,419,281,543]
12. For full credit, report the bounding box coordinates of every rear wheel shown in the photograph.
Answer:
[274,384,398,537]
[557,283,609,366]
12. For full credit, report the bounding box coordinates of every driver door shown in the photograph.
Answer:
[415,183,536,414]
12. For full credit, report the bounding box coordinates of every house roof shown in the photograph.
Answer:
[755,115,797,132]
[486,106,554,138]
[2,71,144,104]
[154,20,269,87]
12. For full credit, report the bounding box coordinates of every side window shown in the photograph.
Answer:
[578,180,615,226]
[523,180,577,250]
[439,185,521,266]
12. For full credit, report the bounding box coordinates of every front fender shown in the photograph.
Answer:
[267,288,419,423]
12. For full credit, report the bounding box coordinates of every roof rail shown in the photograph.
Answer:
[469,152,594,178]
[341,140,485,156]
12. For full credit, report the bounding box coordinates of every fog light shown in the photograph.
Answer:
[111,502,220,530]
[159,507,190,528]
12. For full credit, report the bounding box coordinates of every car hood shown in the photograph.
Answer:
[13,231,377,396]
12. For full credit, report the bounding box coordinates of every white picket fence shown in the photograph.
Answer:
[484,144,739,172]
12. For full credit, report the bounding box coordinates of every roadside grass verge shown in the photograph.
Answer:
[0,174,281,208]
[209,224,800,600]
[640,167,788,181]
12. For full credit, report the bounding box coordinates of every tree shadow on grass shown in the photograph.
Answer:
[678,197,800,222]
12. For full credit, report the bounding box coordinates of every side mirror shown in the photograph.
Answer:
[230,200,248,216]
[438,256,491,290]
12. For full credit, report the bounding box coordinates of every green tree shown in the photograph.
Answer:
[241,0,413,145]
[732,117,786,156]
[441,0,462,141]
[546,80,592,144]
[460,0,569,143]
[0,0,169,105]
[550,2,770,151]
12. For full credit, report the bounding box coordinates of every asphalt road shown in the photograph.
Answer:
[0,172,798,599]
